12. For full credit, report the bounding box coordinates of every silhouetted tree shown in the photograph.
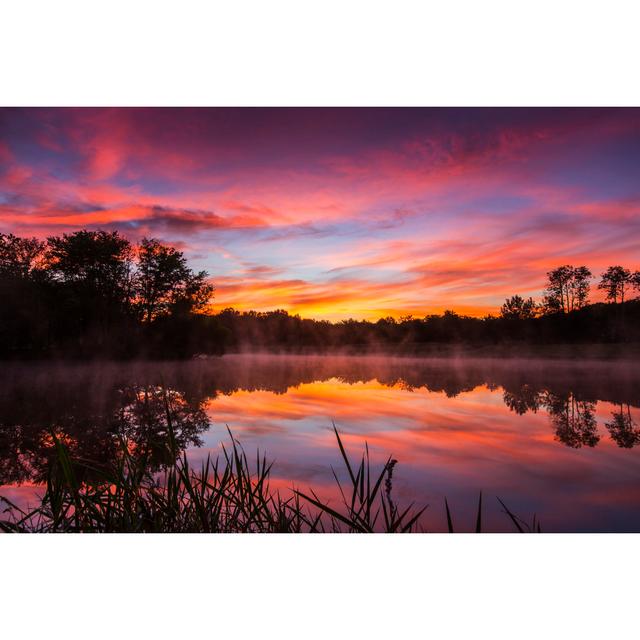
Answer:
[500,295,537,320]
[135,238,213,323]
[0,233,50,355]
[543,265,592,314]
[598,266,632,304]
[46,230,133,301]
[0,233,46,278]
[631,271,640,298]
[43,230,135,351]
[0,230,219,358]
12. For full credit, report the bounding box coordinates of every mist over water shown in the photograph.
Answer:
[1,354,639,532]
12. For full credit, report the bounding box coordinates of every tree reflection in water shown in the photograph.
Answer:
[502,384,544,415]
[0,383,209,486]
[543,393,599,448]
[503,384,615,448]
[605,404,640,448]
[501,382,640,449]
[0,356,639,492]
[114,386,208,465]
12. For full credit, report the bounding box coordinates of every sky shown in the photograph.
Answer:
[1,107,639,320]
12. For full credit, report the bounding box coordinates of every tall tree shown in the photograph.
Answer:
[543,265,592,314]
[134,238,213,322]
[598,266,632,304]
[46,230,133,305]
[44,230,135,350]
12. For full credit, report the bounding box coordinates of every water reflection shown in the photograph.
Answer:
[504,385,602,447]
[544,393,599,448]
[605,404,640,449]
[0,355,639,531]
[502,385,543,415]
[0,380,208,485]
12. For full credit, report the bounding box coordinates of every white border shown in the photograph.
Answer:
[1,534,638,639]
[1,0,639,106]
[1,2,639,638]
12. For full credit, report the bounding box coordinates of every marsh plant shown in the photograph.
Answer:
[0,400,538,533]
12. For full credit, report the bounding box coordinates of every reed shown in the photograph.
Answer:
[0,423,539,533]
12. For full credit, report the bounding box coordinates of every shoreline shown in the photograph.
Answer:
[216,342,640,361]
[2,342,640,364]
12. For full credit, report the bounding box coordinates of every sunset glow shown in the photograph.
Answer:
[1,108,639,319]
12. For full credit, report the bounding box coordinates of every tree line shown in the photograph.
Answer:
[2,230,640,358]
[0,230,216,358]
[500,264,640,319]
[213,263,640,351]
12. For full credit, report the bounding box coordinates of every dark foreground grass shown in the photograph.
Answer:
[0,422,540,533]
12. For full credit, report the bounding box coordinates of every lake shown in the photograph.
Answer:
[1,354,639,532]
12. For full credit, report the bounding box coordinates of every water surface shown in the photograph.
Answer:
[1,354,639,532]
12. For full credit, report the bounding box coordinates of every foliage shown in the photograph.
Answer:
[543,265,592,314]
[135,238,213,322]
[598,266,633,304]
[500,295,538,320]
[0,233,46,278]
[605,404,640,448]
[0,230,214,358]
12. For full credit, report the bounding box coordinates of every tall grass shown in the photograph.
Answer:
[0,419,540,533]
[294,425,427,532]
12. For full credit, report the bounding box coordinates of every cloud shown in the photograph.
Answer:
[1,107,640,319]
[242,264,286,277]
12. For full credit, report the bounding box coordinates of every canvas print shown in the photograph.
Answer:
[1,107,639,533]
